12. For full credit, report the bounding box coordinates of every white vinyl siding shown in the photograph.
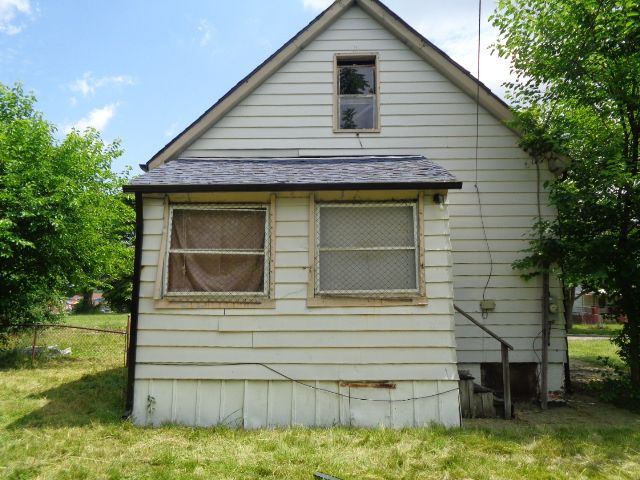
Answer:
[179,5,564,382]
[133,192,460,427]
[134,379,460,428]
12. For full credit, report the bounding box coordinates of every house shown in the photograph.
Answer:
[123,0,564,427]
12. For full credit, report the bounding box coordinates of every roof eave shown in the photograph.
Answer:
[123,181,463,194]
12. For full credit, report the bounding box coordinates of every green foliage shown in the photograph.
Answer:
[0,83,134,330]
[492,0,640,386]
[340,107,357,129]
[592,356,640,410]
[338,66,372,95]
[102,194,135,313]
[102,274,133,313]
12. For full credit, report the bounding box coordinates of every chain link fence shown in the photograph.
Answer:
[1,323,127,365]
[1,321,129,405]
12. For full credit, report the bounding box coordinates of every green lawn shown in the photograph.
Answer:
[1,321,639,479]
[569,337,623,368]
[568,323,624,336]
[2,361,639,480]
[63,313,129,330]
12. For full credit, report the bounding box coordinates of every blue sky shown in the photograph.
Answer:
[0,0,507,173]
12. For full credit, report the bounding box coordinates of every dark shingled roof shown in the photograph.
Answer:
[124,155,462,193]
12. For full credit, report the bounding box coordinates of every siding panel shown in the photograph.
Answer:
[136,364,458,381]
[136,347,457,364]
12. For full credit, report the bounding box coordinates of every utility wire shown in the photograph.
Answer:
[473,0,494,318]
[143,362,459,402]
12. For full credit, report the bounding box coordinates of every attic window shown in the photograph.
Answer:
[335,55,379,131]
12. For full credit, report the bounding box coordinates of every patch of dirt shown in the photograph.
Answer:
[464,360,640,430]
[513,393,639,428]
[570,359,611,386]
[465,391,640,430]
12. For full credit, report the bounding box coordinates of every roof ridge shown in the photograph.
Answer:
[174,155,426,162]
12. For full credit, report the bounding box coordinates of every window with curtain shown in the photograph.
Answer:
[315,202,420,296]
[164,204,270,298]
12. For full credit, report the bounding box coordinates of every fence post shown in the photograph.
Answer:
[31,324,38,364]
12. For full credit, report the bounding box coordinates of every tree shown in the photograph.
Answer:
[491,0,640,389]
[102,194,136,313]
[0,83,134,330]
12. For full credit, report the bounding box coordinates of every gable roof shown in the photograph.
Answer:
[144,0,512,172]
[125,155,462,193]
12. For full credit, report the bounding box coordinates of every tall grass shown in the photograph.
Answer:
[0,316,639,478]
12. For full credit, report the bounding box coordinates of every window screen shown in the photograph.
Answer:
[337,57,377,130]
[164,205,269,299]
[315,202,420,296]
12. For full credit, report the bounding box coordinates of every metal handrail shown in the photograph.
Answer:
[454,305,513,350]
[454,304,513,419]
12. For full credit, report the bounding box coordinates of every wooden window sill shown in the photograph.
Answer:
[306,296,427,308]
[153,298,276,309]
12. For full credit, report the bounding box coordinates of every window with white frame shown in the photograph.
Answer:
[336,55,378,131]
[164,204,270,299]
[314,202,420,296]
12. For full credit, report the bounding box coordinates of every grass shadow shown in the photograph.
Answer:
[7,367,127,429]
[0,349,84,370]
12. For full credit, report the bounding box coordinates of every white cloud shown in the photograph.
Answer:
[416,20,511,98]
[384,0,512,99]
[296,0,512,99]
[69,72,134,97]
[62,103,119,134]
[301,0,333,11]
[0,0,32,35]
[197,18,212,47]
[163,121,179,138]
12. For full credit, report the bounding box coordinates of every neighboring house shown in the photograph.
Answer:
[571,287,602,324]
[65,292,105,312]
[124,0,563,428]
[571,287,625,325]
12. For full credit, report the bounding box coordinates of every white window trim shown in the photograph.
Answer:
[333,53,381,133]
[314,201,420,297]
[163,203,271,298]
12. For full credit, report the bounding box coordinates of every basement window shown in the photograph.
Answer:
[314,202,420,296]
[164,204,270,300]
[335,55,379,131]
